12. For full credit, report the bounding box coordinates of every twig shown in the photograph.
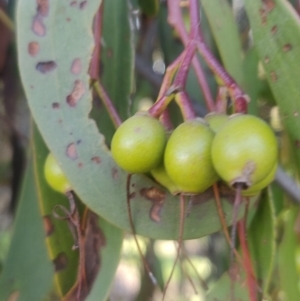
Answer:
[162,194,185,300]
[275,165,300,205]
[167,0,215,112]
[126,174,159,287]
[93,81,122,128]
[212,183,243,264]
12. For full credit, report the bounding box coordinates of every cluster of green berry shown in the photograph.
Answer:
[111,112,278,196]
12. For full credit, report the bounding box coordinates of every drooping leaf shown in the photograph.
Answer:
[0,160,54,301]
[17,0,255,240]
[248,187,276,295]
[32,122,79,296]
[278,206,300,300]
[86,217,123,301]
[206,267,250,301]
[201,0,245,87]
[245,0,300,170]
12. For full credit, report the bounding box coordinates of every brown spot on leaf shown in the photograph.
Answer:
[107,48,113,58]
[52,102,60,109]
[66,143,78,160]
[150,204,163,223]
[264,56,270,64]
[66,80,85,107]
[43,215,54,236]
[141,187,166,203]
[7,291,20,301]
[259,8,267,25]
[262,0,275,12]
[91,156,101,164]
[32,16,46,36]
[283,44,292,52]
[294,112,299,117]
[129,192,136,199]
[79,1,88,9]
[28,42,40,56]
[112,167,119,179]
[53,252,68,272]
[270,71,278,82]
[78,162,83,168]
[66,17,71,22]
[295,140,300,148]
[271,25,277,35]
[37,0,49,17]
[140,187,166,223]
[70,1,77,7]
[36,61,57,74]
[71,58,82,75]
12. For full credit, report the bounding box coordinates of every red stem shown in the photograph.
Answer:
[89,3,103,79]
[238,219,258,301]
[196,39,248,113]
[159,109,174,131]
[94,81,122,128]
[175,91,197,120]
[167,0,215,112]
[172,42,197,90]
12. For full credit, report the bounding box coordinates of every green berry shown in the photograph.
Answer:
[150,163,180,195]
[241,164,277,196]
[44,153,71,193]
[111,113,167,174]
[211,114,278,188]
[164,118,218,194]
[204,112,228,133]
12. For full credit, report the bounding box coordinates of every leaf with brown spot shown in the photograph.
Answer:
[64,211,123,301]
[245,0,300,171]
[66,80,85,107]
[17,0,257,243]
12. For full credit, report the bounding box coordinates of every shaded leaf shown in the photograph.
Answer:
[138,0,159,17]
[206,266,250,301]
[278,206,300,301]
[201,0,245,87]
[32,122,79,296]
[0,159,54,301]
[248,187,276,295]
[86,217,123,301]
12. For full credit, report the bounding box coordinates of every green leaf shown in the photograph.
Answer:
[0,160,54,301]
[248,187,276,295]
[32,122,79,296]
[17,0,256,240]
[278,206,300,301]
[206,269,250,301]
[245,0,300,169]
[201,0,245,87]
[101,0,134,120]
[138,0,159,17]
[86,218,123,301]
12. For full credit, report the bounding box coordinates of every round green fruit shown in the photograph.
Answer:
[211,114,278,188]
[150,163,180,195]
[204,112,228,133]
[241,163,277,196]
[44,153,71,194]
[111,113,167,174]
[164,118,219,194]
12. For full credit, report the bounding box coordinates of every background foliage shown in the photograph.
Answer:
[0,0,300,300]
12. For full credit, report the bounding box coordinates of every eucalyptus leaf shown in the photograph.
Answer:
[0,160,54,301]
